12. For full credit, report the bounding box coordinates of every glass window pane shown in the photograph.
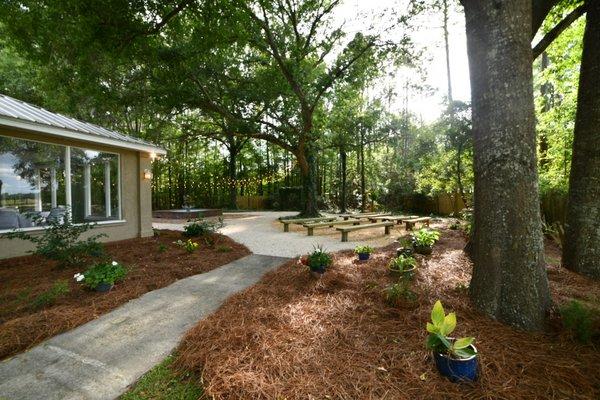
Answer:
[71,148,119,223]
[0,135,66,230]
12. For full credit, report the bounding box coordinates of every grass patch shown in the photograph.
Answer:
[121,355,203,400]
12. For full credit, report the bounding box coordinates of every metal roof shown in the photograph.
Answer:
[0,93,166,155]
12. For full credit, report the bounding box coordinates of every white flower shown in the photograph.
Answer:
[73,273,80,278]
[74,273,85,282]
[112,261,118,266]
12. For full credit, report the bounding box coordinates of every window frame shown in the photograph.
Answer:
[0,134,124,233]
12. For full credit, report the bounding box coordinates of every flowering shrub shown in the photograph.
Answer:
[76,261,127,290]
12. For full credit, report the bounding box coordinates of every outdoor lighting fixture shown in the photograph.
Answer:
[149,152,157,161]
[143,169,153,180]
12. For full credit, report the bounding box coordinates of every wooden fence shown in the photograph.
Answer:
[236,195,268,210]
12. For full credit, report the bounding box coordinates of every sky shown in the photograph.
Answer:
[336,0,471,122]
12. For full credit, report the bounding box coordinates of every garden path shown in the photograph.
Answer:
[0,254,288,400]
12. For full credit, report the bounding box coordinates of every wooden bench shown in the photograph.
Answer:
[367,214,413,223]
[336,221,394,242]
[339,212,380,221]
[303,219,360,236]
[280,217,336,232]
[404,217,431,231]
[351,212,391,221]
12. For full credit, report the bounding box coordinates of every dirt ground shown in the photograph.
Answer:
[176,227,600,400]
[0,230,250,360]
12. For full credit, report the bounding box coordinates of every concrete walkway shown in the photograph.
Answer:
[154,211,396,258]
[0,254,288,400]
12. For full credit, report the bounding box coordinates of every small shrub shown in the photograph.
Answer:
[354,245,374,255]
[216,245,232,253]
[174,239,199,253]
[411,228,440,248]
[388,254,417,273]
[157,244,168,253]
[560,300,599,344]
[384,280,417,306]
[79,261,127,290]
[30,280,70,310]
[2,208,106,268]
[183,218,224,237]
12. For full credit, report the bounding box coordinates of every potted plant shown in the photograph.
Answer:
[387,254,417,278]
[426,300,478,382]
[354,245,374,261]
[396,238,414,258]
[411,228,440,255]
[299,246,333,278]
[77,261,127,292]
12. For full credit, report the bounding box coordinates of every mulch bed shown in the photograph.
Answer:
[0,230,250,360]
[176,228,600,400]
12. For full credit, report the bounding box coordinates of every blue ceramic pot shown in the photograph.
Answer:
[433,345,478,382]
[95,282,114,293]
[358,253,370,261]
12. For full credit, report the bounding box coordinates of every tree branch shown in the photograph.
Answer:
[532,0,561,38]
[532,3,587,59]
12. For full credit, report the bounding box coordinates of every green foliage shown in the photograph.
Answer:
[174,239,199,254]
[81,261,127,290]
[158,244,168,253]
[560,300,599,344]
[384,280,417,306]
[426,300,476,359]
[388,254,417,273]
[216,245,233,253]
[354,245,374,255]
[183,218,223,237]
[411,229,440,248]
[30,280,70,310]
[543,220,565,249]
[121,355,204,400]
[2,209,106,268]
[305,246,333,270]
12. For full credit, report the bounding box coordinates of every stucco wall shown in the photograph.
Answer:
[0,127,154,259]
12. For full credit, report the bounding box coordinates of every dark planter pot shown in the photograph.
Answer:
[357,253,371,261]
[413,245,433,255]
[95,282,114,293]
[396,247,414,257]
[310,265,326,278]
[433,345,478,382]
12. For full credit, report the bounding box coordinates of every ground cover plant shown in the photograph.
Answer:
[0,230,250,360]
[173,228,600,399]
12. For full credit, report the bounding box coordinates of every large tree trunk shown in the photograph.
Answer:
[359,129,366,212]
[563,0,600,279]
[297,143,320,217]
[227,149,238,210]
[443,0,453,104]
[462,0,551,331]
[340,149,347,213]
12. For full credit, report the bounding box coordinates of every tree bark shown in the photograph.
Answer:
[297,143,320,217]
[443,0,454,104]
[227,149,238,210]
[462,0,551,330]
[340,149,347,213]
[359,128,366,212]
[563,0,600,279]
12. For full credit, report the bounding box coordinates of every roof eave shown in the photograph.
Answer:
[0,116,167,155]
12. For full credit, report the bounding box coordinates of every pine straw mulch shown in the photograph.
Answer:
[176,228,600,400]
[0,230,250,360]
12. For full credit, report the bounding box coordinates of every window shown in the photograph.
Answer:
[0,135,121,231]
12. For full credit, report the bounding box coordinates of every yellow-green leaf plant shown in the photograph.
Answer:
[425,300,476,359]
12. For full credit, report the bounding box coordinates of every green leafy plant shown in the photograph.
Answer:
[384,280,417,306]
[354,245,374,254]
[388,254,417,273]
[560,300,599,344]
[157,244,168,253]
[426,300,476,359]
[183,218,224,237]
[30,280,70,310]
[300,246,333,271]
[2,208,106,268]
[80,261,127,290]
[216,245,232,253]
[174,239,199,253]
[411,228,441,248]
